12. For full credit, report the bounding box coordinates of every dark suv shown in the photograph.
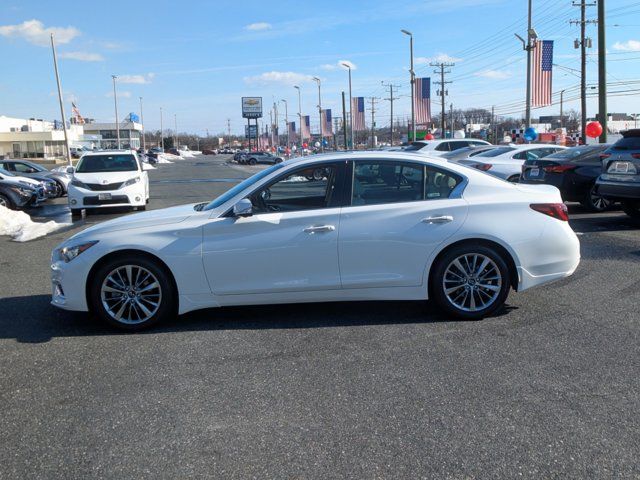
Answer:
[595,129,640,218]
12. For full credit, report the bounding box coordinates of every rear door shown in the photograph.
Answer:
[338,159,468,289]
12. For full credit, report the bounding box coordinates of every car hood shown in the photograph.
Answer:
[73,171,140,184]
[70,203,199,239]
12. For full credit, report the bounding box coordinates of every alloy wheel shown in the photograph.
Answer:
[0,196,8,208]
[442,253,502,312]
[588,186,610,212]
[100,265,162,325]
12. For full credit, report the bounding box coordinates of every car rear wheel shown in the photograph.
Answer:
[507,174,520,183]
[249,158,257,165]
[89,255,176,330]
[622,200,640,219]
[581,185,611,212]
[430,244,511,320]
[0,193,15,210]
[70,208,83,218]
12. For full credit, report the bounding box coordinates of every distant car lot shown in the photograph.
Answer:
[1,153,639,478]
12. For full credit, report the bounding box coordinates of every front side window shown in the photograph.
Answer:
[12,162,38,173]
[352,161,424,206]
[250,164,339,213]
[75,154,138,173]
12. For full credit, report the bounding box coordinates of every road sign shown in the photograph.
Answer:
[242,97,263,119]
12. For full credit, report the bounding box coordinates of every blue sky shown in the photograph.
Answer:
[1,0,639,135]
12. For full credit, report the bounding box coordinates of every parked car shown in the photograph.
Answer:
[202,149,217,155]
[233,151,248,162]
[0,167,53,201]
[458,144,567,182]
[520,144,611,212]
[70,146,91,159]
[244,151,284,165]
[51,151,580,330]
[404,139,491,157]
[595,129,640,218]
[0,179,39,210]
[0,159,71,196]
[441,145,501,162]
[67,151,150,217]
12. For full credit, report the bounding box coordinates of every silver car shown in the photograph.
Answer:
[0,159,71,196]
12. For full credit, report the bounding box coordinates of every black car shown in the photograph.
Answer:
[520,144,611,212]
[0,180,39,210]
[595,129,640,218]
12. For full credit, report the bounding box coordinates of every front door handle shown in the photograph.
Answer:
[422,215,453,224]
[304,225,336,234]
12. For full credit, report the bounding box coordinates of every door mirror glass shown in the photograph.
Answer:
[65,166,74,174]
[233,198,253,217]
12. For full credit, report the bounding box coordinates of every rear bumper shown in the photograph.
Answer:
[595,179,640,200]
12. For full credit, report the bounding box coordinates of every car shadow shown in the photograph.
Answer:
[0,294,515,343]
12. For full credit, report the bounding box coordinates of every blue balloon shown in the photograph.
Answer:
[523,127,538,142]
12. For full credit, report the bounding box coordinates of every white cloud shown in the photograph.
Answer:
[415,53,462,65]
[613,40,640,52]
[106,90,132,98]
[338,60,357,70]
[245,22,272,31]
[475,70,512,80]
[116,73,155,84]
[244,71,313,85]
[0,19,80,47]
[320,63,338,71]
[58,51,104,62]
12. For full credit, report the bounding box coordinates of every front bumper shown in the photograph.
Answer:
[50,257,92,312]
[68,184,146,209]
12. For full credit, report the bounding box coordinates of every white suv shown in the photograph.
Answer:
[404,139,491,157]
[67,151,150,216]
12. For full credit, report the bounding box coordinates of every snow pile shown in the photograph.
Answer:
[179,150,196,158]
[0,205,70,242]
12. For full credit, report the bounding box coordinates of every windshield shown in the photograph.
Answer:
[202,163,285,211]
[475,146,516,158]
[76,154,138,173]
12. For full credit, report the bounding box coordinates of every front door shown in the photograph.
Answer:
[202,162,346,295]
[339,160,468,289]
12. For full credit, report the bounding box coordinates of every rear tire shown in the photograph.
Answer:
[622,200,640,219]
[430,244,511,320]
[581,185,611,212]
[88,254,176,331]
[507,174,520,183]
[249,158,257,165]
[0,193,15,210]
[70,208,83,218]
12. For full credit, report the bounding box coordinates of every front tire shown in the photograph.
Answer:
[249,158,257,165]
[89,255,176,330]
[430,244,511,320]
[0,193,15,210]
[507,174,520,183]
[622,200,640,219]
[581,185,611,212]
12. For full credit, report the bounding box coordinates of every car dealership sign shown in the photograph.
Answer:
[242,97,263,119]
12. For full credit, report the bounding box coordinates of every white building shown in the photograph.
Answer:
[82,121,143,149]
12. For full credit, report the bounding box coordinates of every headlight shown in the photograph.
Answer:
[10,186,33,196]
[122,176,141,187]
[55,241,98,263]
[71,178,89,189]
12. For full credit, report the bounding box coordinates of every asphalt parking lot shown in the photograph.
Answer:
[1,154,639,478]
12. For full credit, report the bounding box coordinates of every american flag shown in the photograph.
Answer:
[71,102,85,124]
[321,109,333,136]
[287,121,297,142]
[414,77,431,125]
[301,115,311,139]
[532,40,554,107]
[351,97,365,131]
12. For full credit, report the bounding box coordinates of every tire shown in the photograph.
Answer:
[88,254,176,330]
[54,180,66,197]
[275,158,283,164]
[622,200,640,219]
[581,185,611,213]
[136,205,146,211]
[430,244,511,320]
[249,158,257,165]
[507,174,520,183]
[0,193,15,210]
[70,208,83,218]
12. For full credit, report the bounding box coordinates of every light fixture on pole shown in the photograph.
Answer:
[280,99,289,150]
[294,85,302,154]
[401,29,416,143]
[139,96,146,151]
[49,33,72,166]
[112,75,120,149]
[312,76,323,152]
[341,62,353,149]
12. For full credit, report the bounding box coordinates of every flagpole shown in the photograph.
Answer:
[342,63,353,149]
[313,77,323,152]
[112,75,120,149]
[50,33,72,166]
[139,96,146,151]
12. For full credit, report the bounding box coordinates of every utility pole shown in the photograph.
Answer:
[139,96,146,151]
[112,75,120,149]
[227,118,231,148]
[431,62,454,138]
[342,63,353,149]
[312,77,323,152]
[597,0,607,143]
[280,99,289,150]
[160,107,164,149]
[341,91,348,151]
[571,1,596,144]
[450,104,454,136]
[401,30,416,142]
[369,97,379,148]
[273,101,279,148]
[294,85,302,154]
[382,81,401,145]
[514,0,537,127]
[560,89,566,128]
[49,33,72,166]
[174,114,178,149]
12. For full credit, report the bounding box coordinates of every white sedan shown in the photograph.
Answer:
[457,144,567,182]
[51,152,580,330]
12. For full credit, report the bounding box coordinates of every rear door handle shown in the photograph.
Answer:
[304,225,336,234]
[422,215,453,224]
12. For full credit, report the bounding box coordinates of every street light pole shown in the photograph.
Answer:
[50,33,72,166]
[112,75,120,149]
[560,89,566,128]
[174,114,178,149]
[401,29,416,143]
[341,63,353,149]
[294,85,302,155]
[159,107,164,150]
[280,99,289,150]
[139,96,146,151]
[313,77,323,152]
[515,0,536,128]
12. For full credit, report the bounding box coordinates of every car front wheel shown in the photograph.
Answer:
[89,255,176,330]
[622,200,640,219]
[430,244,511,319]
[581,185,611,212]
[0,193,15,210]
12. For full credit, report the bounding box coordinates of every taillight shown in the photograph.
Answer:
[600,153,611,160]
[474,163,492,171]
[543,164,576,173]
[631,153,640,160]
[530,203,569,221]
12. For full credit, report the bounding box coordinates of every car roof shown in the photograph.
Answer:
[81,150,136,157]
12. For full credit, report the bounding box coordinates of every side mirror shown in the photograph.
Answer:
[233,198,253,217]
[65,166,74,174]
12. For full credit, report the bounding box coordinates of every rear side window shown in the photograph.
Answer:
[425,167,462,200]
[449,141,470,151]
[435,142,451,152]
[613,136,640,150]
